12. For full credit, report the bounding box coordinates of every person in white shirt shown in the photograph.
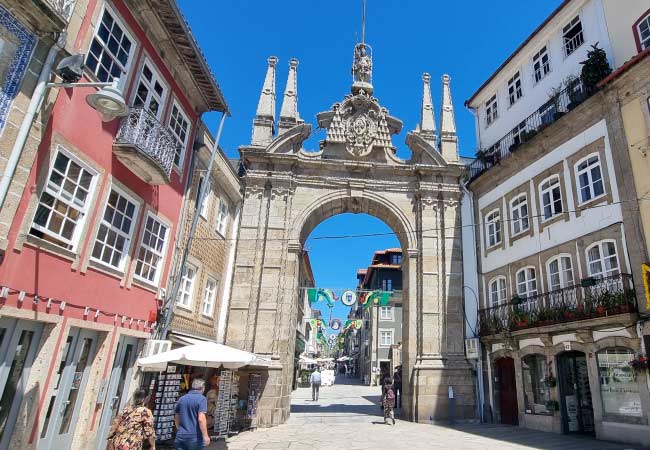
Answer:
[309,368,322,401]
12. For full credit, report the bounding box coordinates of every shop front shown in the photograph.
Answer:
[487,332,650,446]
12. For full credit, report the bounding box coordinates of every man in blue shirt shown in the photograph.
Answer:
[174,378,210,450]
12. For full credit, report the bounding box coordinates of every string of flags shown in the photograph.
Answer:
[305,288,392,309]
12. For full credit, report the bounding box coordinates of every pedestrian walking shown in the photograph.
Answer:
[381,378,396,425]
[393,366,402,409]
[310,367,322,401]
[174,378,211,450]
[106,388,155,450]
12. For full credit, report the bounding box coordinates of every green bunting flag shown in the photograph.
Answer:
[363,290,390,309]
[307,288,334,307]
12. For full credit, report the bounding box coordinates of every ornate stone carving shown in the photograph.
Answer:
[352,43,373,94]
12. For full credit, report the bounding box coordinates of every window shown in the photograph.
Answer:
[508,72,523,106]
[379,329,393,347]
[202,277,218,317]
[522,354,551,414]
[563,16,584,56]
[575,154,604,204]
[540,176,563,221]
[30,149,96,250]
[91,188,138,270]
[533,46,551,82]
[134,213,169,284]
[510,194,529,236]
[636,12,650,50]
[547,255,573,291]
[516,267,537,298]
[489,277,507,307]
[215,198,229,236]
[176,264,196,309]
[381,279,393,291]
[485,210,501,248]
[379,306,393,321]
[485,95,498,126]
[85,6,134,84]
[597,348,642,417]
[196,176,210,219]
[169,101,191,168]
[132,59,167,119]
[587,241,619,278]
[390,253,402,265]
[511,121,527,146]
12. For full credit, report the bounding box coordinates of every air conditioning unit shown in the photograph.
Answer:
[141,339,171,358]
[465,338,480,360]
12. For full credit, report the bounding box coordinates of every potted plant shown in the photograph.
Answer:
[547,85,564,121]
[565,74,585,110]
[629,355,650,372]
[580,43,612,95]
[545,400,560,412]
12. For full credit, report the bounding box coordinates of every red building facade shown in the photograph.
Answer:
[0,1,227,448]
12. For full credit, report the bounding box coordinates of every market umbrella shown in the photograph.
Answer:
[299,355,318,364]
[137,341,271,370]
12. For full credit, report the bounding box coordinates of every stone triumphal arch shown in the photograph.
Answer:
[225,42,475,426]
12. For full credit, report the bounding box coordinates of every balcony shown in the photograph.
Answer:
[113,108,178,185]
[478,274,636,337]
[468,79,590,181]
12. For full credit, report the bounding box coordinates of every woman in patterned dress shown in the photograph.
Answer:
[107,389,156,450]
[381,378,396,425]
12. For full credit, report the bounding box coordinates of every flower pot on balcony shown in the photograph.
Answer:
[516,320,528,328]
[596,306,606,316]
[563,311,574,320]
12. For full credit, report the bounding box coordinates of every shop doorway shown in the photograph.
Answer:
[0,318,44,450]
[495,357,518,425]
[38,327,99,450]
[94,335,140,450]
[557,351,594,435]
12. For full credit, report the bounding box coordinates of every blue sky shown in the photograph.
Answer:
[178,0,564,325]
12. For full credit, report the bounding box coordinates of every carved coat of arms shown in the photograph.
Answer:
[344,111,378,157]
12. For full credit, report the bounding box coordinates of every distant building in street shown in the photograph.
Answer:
[354,248,403,385]
[463,0,650,446]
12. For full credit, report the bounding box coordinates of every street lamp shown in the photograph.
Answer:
[47,78,129,122]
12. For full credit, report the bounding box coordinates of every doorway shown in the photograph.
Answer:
[495,357,518,425]
[38,327,99,449]
[94,335,140,450]
[557,351,594,434]
[0,318,44,450]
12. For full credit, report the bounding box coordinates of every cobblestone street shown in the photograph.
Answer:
[209,377,649,450]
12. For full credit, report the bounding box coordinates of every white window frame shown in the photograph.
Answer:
[168,99,192,170]
[176,264,197,310]
[539,175,563,221]
[85,3,136,89]
[563,15,585,57]
[533,45,551,83]
[586,240,620,279]
[485,209,501,248]
[516,267,538,299]
[390,254,402,265]
[485,95,498,127]
[510,194,529,236]
[379,329,394,347]
[488,276,507,307]
[381,278,393,291]
[131,56,168,120]
[133,212,170,286]
[379,306,394,321]
[197,176,211,219]
[638,12,650,50]
[90,184,140,271]
[508,71,523,106]
[29,146,98,251]
[547,254,574,291]
[201,277,218,317]
[575,153,605,205]
[215,197,229,236]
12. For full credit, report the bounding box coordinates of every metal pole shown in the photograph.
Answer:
[158,112,227,339]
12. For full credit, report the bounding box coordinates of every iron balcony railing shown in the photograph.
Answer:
[478,273,636,336]
[115,107,178,181]
[468,79,590,181]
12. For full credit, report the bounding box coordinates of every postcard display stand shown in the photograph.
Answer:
[246,374,261,429]
[214,369,239,436]
[153,370,181,441]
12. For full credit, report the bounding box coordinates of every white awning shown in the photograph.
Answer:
[137,341,271,370]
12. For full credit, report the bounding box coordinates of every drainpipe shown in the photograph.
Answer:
[216,202,241,343]
[0,33,66,211]
[159,112,227,340]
